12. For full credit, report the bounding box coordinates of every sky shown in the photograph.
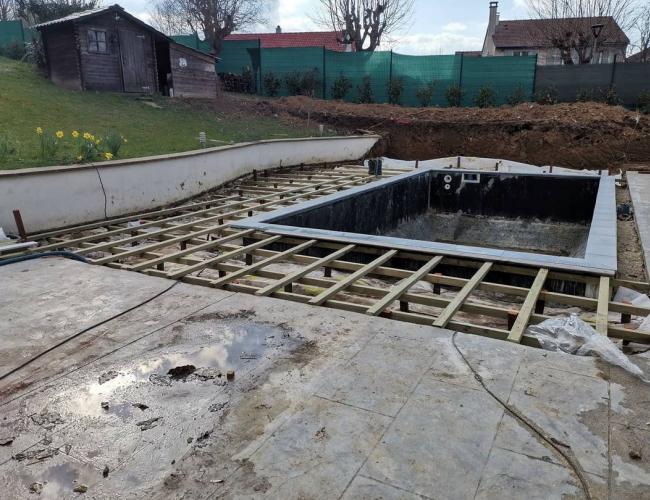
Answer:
[119,0,532,55]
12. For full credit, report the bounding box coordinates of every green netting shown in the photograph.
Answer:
[0,21,25,46]
[461,55,537,106]
[171,34,211,54]
[260,47,325,97]
[217,39,259,75]
[391,53,461,107]
[324,50,391,103]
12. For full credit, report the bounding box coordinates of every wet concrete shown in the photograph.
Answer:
[1,258,649,499]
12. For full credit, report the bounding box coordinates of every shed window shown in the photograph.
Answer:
[87,29,107,53]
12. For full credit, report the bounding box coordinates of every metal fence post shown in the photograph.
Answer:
[322,46,326,99]
[258,38,262,95]
[389,49,393,102]
[610,54,618,90]
[458,52,464,106]
[532,53,539,97]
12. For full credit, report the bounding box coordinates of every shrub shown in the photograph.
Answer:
[415,83,434,107]
[331,74,352,100]
[263,72,281,97]
[445,84,464,107]
[576,88,593,102]
[0,135,16,162]
[388,77,404,105]
[357,75,374,104]
[285,71,302,95]
[300,69,321,97]
[639,90,650,114]
[0,41,26,61]
[241,66,254,93]
[507,84,527,106]
[474,85,496,108]
[534,85,558,105]
[602,86,621,106]
[103,130,126,157]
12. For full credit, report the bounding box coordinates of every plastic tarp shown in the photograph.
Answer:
[526,314,646,381]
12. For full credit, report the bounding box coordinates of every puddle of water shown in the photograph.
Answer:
[65,320,290,419]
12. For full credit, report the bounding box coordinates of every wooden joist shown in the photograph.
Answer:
[507,268,549,343]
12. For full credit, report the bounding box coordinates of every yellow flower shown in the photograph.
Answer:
[72,130,79,138]
[83,132,91,140]
[36,127,43,135]
[95,139,101,145]
[56,130,64,139]
[76,155,83,161]
[104,152,114,160]
[90,134,95,141]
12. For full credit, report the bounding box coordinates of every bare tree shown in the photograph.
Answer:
[0,0,15,20]
[527,0,637,64]
[314,0,414,51]
[630,4,649,61]
[150,0,265,55]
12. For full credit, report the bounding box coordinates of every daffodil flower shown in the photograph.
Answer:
[56,130,64,139]
[83,132,91,140]
[104,152,114,160]
[72,130,80,138]
[36,127,43,135]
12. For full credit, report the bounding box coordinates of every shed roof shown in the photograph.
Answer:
[492,16,629,48]
[226,31,353,52]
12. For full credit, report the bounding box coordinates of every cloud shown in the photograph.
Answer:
[390,32,483,55]
[442,22,467,33]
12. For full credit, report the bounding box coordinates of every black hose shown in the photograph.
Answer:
[0,251,88,267]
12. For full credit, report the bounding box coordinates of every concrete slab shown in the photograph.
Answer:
[1,258,649,499]
[628,171,650,275]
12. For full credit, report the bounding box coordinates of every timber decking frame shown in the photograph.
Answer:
[5,164,650,346]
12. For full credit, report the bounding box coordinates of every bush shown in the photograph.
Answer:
[285,71,302,95]
[0,135,16,162]
[263,72,281,97]
[241,66,254,93]
[507,84,527,106]
[103,130,126,157]
[331,74,352,100]
[0,41,26,61]
[445,84,464,107]
[387,77,404,105]
[358,75,374,104]
[474,85,496,108]
[300,69,320,97]
[639,90,650,114]
[576,88,593,102]
[415,83,434,107]
[534,85,558,105]
[602,86,620,106]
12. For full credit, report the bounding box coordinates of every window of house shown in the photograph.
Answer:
[87,29,107,53]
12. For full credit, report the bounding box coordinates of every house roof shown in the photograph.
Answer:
[34,4,216,61]
[225,31,353,52]
[492,16,629,49]
[627,48,650,63]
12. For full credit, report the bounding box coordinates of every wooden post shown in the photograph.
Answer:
[12,210,27,241]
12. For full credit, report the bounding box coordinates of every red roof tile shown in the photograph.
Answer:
[225,31,354,52]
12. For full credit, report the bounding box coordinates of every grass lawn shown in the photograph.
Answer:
[0,57,322,170]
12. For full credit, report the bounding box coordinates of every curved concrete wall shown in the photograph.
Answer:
[0,135,379,234]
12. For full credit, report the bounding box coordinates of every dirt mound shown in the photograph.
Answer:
[260,96,650,169]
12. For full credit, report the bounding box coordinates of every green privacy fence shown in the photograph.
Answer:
[0,20,38,47]
[171,33,211,54]
[210,41,538,107]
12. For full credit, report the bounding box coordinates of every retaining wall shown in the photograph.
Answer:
[0,135,379,234]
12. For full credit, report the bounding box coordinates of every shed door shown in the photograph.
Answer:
[119,29,154,93]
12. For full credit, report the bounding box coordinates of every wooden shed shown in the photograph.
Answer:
[34,4,217,98]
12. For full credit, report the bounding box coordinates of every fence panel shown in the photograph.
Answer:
[613,63,650,107]
[171,34,211,54]
[0,20,24,46]
[461,55,537,106]
[216,39,258,75]
[392,53,461,107]
[260,47,325,97]
[535,64,613,102]
[324,50,391,103]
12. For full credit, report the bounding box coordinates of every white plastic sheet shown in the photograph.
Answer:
[526,314,646,381]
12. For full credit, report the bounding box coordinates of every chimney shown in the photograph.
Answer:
[275,25,282,34]
[489,2,499,29]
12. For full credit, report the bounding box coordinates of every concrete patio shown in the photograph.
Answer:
[1,257,649,499]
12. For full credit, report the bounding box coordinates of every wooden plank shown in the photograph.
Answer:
[596,276,610,335]
[309,249,398,305]
[255,244,356,297]
[168,234,282,279]
[433,261,493,327]
[507,268,549,343]
[209,239,317,288]
[366,255,443,316]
